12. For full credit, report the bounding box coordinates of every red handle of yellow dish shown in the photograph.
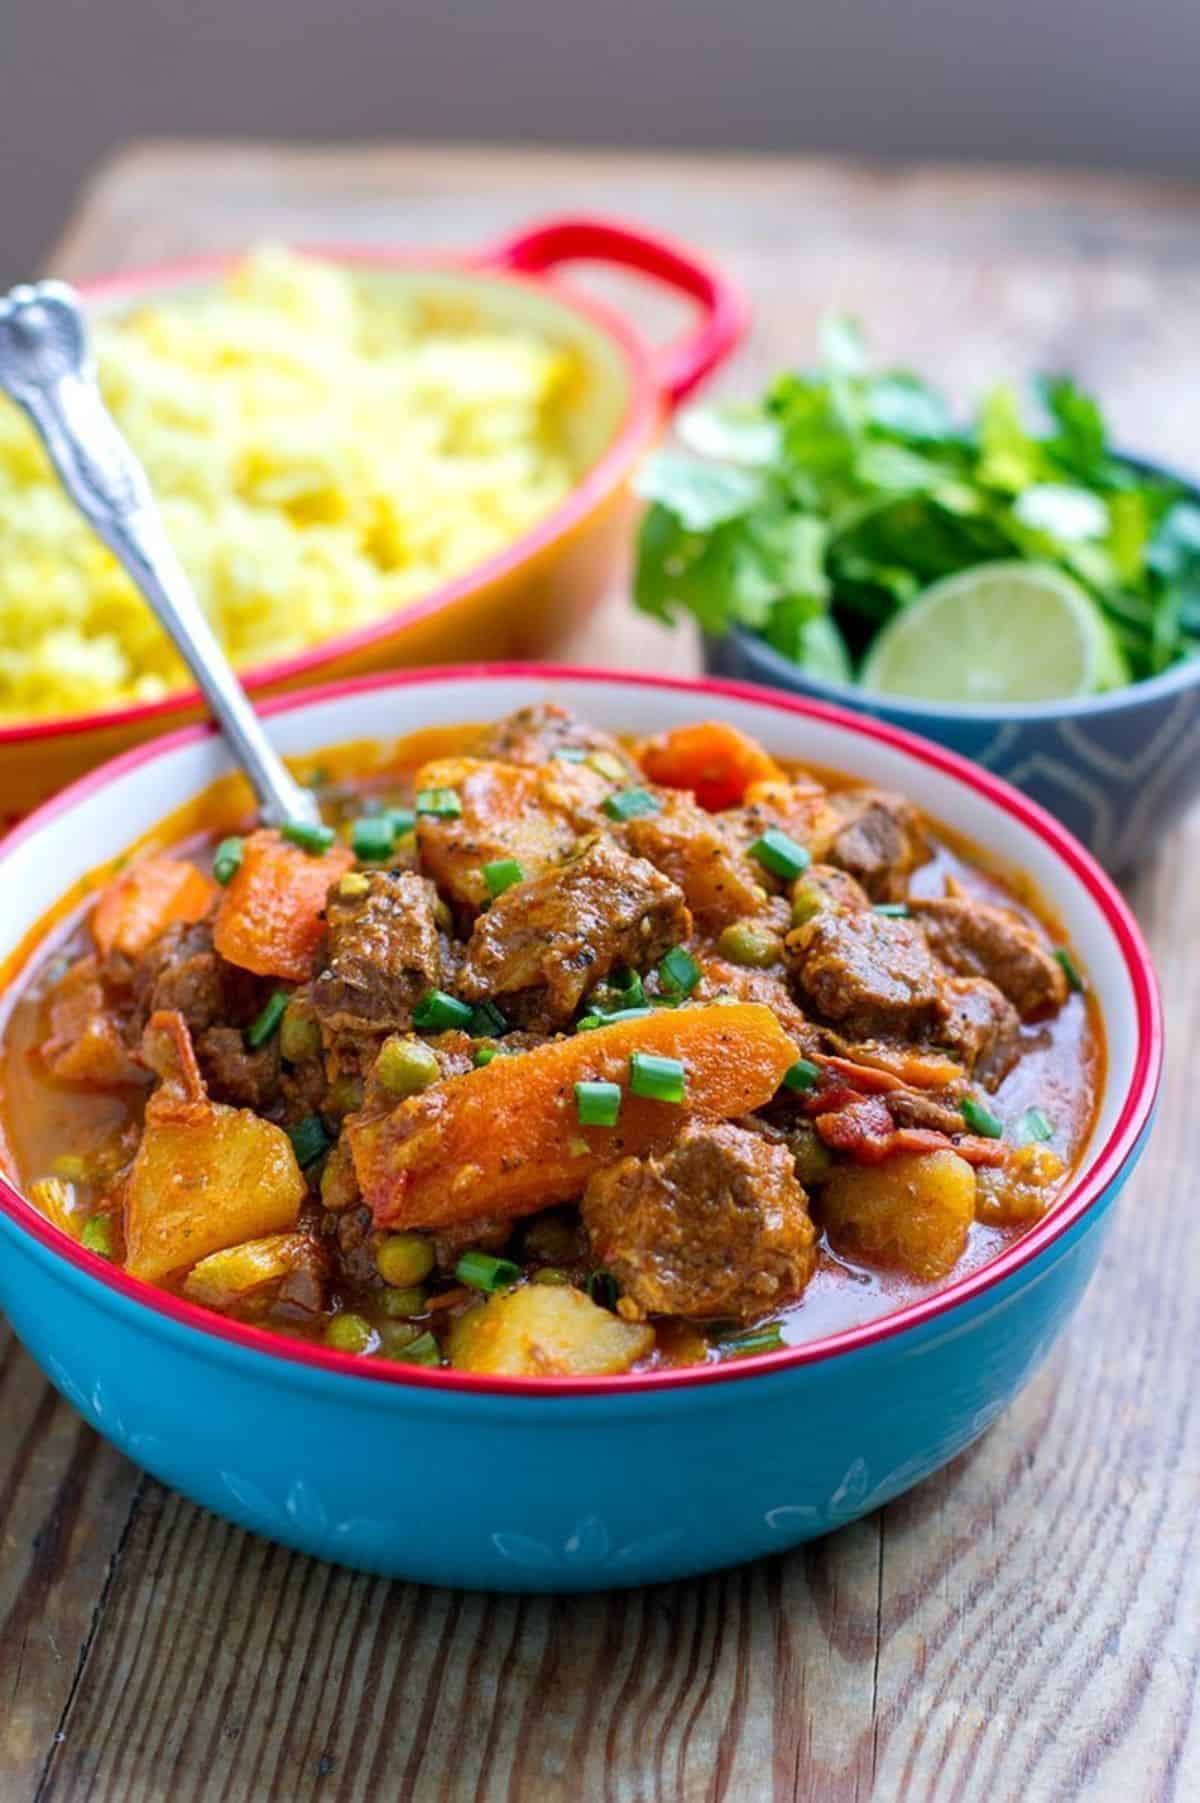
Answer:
[485,215,749,407]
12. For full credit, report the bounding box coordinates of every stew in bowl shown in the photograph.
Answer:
[1,699,1102,1378]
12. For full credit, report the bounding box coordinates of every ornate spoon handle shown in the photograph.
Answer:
[0,280,319,828]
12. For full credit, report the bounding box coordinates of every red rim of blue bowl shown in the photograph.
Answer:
[0,665,1164,1398]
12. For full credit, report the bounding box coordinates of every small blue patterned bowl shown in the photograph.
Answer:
[705,628,1200,874]
[704,452,1200,873]
[0,667,1162,1591]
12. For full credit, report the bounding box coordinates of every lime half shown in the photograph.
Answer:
[859,561,1130,704]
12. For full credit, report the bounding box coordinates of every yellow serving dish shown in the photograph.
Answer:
[0,216,746,813]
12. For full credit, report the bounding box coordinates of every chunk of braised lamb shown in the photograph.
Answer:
[935,975,1022,1087]
[130,919,227,1034]
[458,835,691,1029]
[312,870,443,1038]
[621,790,766,928]
[911,895,1068,1019]
[470,702,634,772]
[787,907,943,1039]
[196,1025,282,1112]
[44,955,145,1086]
[814,789,930,902]
[432,1215,514,1272]
[790,862,872,920]
[328,1202,380,1291]
[581,1118,816,1323]
[414,755,610,912]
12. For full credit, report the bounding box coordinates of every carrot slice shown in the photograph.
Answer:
[213,829,353,981]
[92,857,215,960]
[639,722,782,812]
[350,1002,799,1229]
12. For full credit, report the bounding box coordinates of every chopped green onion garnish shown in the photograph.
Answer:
[469,999,509,1038]
[659,945,701,996]
[551,746,588,762]
[629,1051,686,1103]
[389,806,416,836]
[749,828,811,881]
[392,1330,441,1366]
[782,1057,820,1093]
[961,1095,1004,1139]
[591,968,647,1014]
[281,819,336,855]
[246,989,289,1048]
[587,1269,620,1311]
[352,814,396,861]
[576,1005,654,1032]
[603,787,661,822]
[456,1250,521,1293]
[482,857,525,898]
[874,902,909,918]
[1013,1106,1055,1144]
[212,836,244,885]
[288,1114,330,1168]
[416,787,462,819]
[413,989,474,1032]
[1055,947,1084,992]
[719,1323,784,1357]
[575,1080,622,1127]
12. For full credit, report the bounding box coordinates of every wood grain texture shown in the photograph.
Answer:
[2,141,1198,1801]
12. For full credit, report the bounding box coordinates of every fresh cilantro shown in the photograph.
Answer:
[633,319,1198,686]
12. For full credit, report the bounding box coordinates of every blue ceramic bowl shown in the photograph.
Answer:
[0,667,1162,1592]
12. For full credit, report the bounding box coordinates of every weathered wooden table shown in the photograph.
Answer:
[3,144,1198,1802]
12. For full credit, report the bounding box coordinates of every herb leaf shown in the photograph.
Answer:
[633,316,1193,689]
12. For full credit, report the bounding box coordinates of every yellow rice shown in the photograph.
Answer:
[0,246,580,722]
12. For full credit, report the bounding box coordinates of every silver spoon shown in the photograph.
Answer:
[0,280,320,829]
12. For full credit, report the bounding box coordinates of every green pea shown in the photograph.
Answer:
[323,1312,378,1355]
[790,883,822,927]
[81,1215,115,1258]
[376,1036,441,1098]
[279,1008,322,1064]
[377,1320,423,1358]
[379,1284,427,1317]
[375,1232,436,1288]
[531,1267,571,1286]
[789,1124,834,1186]
[717,921,782,968]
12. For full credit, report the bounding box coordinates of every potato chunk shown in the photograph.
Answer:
[182,1232,318,1308]
[125,1101,307,1283]
[449,1284,654,1376]
[817,1149,975,1280]
[975,1143,1064,1226]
